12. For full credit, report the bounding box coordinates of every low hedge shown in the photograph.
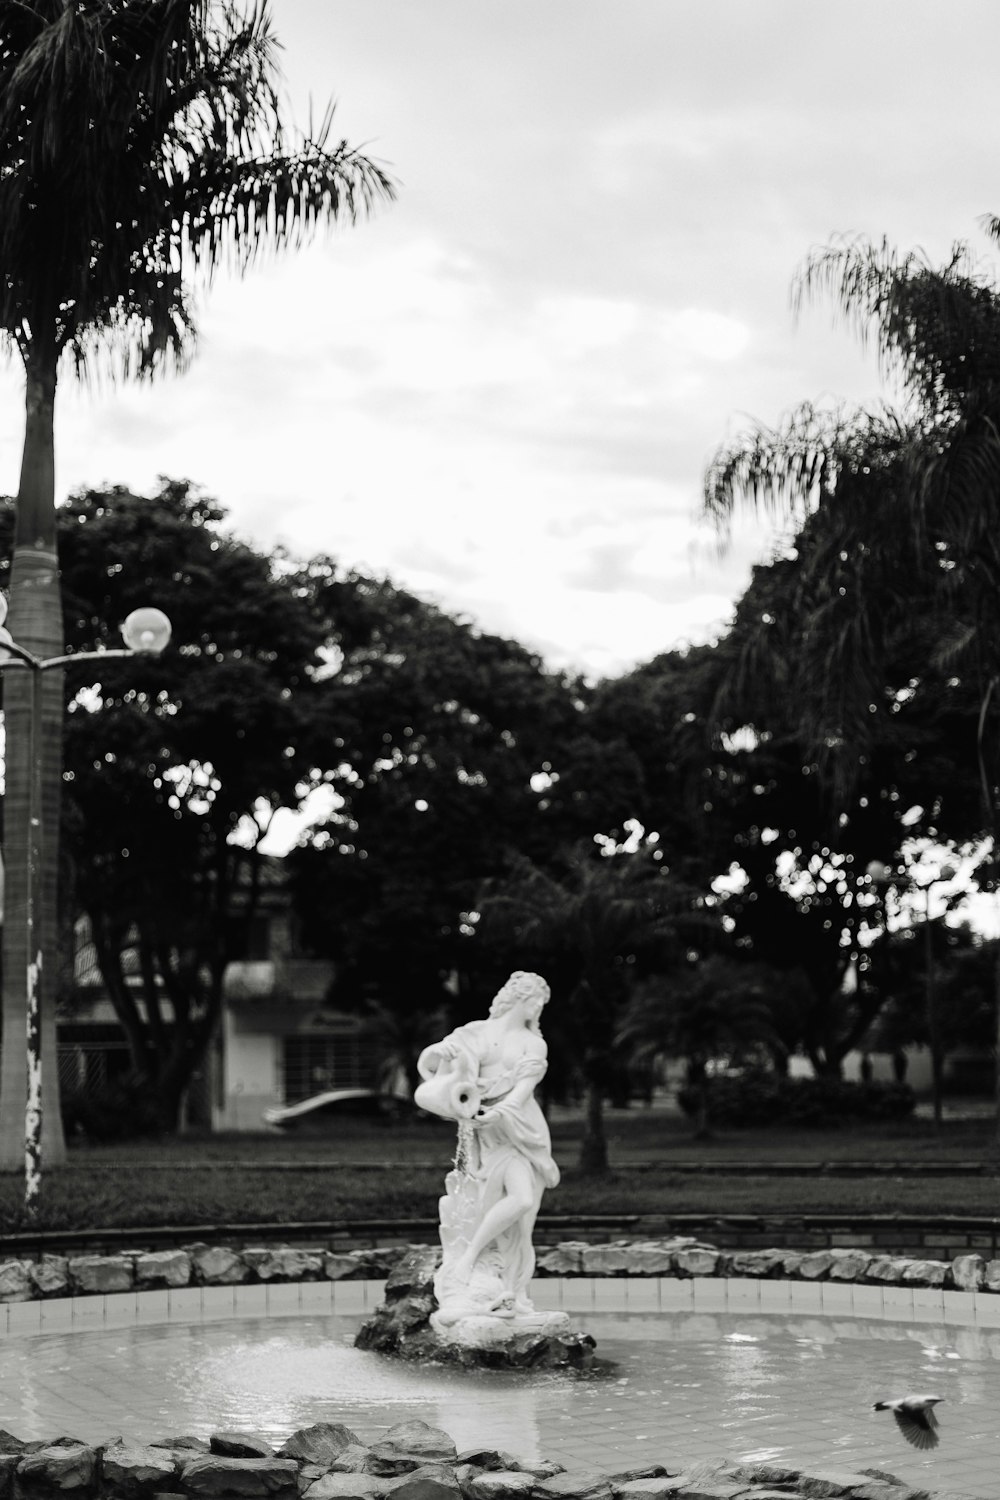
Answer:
[61,1087,166,1143]
[677,1071,917,1128]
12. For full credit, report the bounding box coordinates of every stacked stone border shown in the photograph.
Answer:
[0,1416,964,1500]
[1,1235,997,1301]
[5,1213,1000,1263]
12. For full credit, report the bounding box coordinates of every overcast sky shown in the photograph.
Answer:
[3,0,1000,679]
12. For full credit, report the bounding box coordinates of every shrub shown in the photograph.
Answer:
[61,1085,166,1142]
[677,1070,916,1128]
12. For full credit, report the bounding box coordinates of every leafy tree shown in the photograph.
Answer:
[704,534,988,1075]
[708,436,988,827]
[37,480,331,1131]
[581,636,860,1073]
[616,955,780,1138]
[0,1,393,1166]
[937,931,1000,1060]
[583,643,729,879]
[289,573,587,1019]
[477,844,708,1173]
[355,999,451,1099]
[865,916,996,1080]
[590,613,923,1076]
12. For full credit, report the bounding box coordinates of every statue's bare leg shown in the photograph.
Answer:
[452,1157,536,1283]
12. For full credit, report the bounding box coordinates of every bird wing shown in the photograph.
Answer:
[893,1406,940,1450]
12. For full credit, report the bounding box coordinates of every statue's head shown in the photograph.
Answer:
[489,970,550,1026]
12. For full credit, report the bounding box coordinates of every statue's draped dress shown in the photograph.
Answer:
[418,1019,559,1302]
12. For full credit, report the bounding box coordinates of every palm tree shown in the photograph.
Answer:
[703,224,1000,1139]
[478,845,704,1173]
[358,999,451,1099]
[706,232,1000,768]
[616,957,780,1140]
[0,0,394,1170]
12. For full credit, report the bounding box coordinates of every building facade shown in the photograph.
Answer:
[59,858,380,1134]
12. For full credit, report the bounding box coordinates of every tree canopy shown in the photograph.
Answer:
[4,480,329,1128]
[16,463,996,1146]
[289,570,588,1019]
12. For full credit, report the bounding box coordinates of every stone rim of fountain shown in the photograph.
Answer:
[0,1234,995,1303]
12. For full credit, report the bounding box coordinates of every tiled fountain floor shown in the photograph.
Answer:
[1,1280,999,1499]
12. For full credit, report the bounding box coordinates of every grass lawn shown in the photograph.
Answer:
[48,1098,1000,1163]
[0,1103,997,1234]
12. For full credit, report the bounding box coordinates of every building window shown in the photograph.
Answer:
[282,1035,378,1103]
[58,1042,133,1096]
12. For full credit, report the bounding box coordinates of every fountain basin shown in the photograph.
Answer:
[1,1273,999,1499]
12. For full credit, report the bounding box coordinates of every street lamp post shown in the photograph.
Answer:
[0,602,172,1213]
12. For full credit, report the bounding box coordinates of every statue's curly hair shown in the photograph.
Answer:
[489,970,550,1020]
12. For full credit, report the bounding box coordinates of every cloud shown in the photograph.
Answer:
[6,0,1000,684]
[0,218,792,683]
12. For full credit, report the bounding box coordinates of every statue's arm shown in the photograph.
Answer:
[417,1021,484,1080]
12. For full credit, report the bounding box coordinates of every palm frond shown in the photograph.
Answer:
[703,400,918,539]
[0,0,397,381]
[793,233,1000,416]
[178,137,395,277]
[921,408,1000,563]
[707,418,949,794]
[616,956,781,1066]
[704,401,836,536]
[704,222,1000,828]
[928,623,978,674]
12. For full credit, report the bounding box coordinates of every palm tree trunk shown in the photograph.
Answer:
[975,688,1000,1155]
[688,1059,712,1140]
[0,354,66,1172]
[696,1073,712,1140]
[578,1068,608,1174]
[994,942,1000,1156]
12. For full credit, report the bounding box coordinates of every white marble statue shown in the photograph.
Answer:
[414,970,569,1343]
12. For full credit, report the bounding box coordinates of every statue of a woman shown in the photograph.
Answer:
[414,971,562,1331]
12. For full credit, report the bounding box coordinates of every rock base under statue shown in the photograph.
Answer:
[429,1306,573,1346]
[354,1247,601,1372]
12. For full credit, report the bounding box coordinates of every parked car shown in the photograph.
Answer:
[262,1088,420,1130]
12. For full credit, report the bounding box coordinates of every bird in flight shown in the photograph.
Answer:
[873,1394,944,1450]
